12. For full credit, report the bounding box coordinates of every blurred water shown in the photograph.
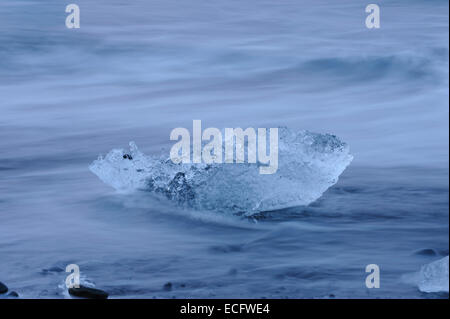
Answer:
[0,0,448,298]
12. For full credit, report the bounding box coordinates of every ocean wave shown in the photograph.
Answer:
[89,127,352,215]
[266,55,437,86]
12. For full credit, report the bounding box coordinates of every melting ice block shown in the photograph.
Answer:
[89,127,353,215]
[418,256,449,293]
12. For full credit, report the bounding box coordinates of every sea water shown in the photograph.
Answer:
[0,0,448,298]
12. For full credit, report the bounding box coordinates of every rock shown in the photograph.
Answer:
[414,249,438,256]
[0,281,8,294]
[7,291,19,298]
[68,285,109,299]
[123,154,133,160]
[163,282,172,291]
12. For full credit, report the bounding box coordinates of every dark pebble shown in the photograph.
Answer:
[68,285,109,299]
[163,282,172,291]
[414,249,437,256]
[8,291,19,298]
[0,281,8,294]
[329,294,335,298]
[123,154,133,160]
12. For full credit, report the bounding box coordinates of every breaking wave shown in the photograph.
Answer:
[89,127,353,215]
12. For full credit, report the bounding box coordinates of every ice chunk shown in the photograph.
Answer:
[418,256,449,293]
[89,127,353,215]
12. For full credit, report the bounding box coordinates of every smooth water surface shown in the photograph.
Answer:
[0,0,448,298]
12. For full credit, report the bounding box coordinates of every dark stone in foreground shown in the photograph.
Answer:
[163,282,172,291]
[68,285,109,299]
[0,281,8,294]
[8,291,19,298]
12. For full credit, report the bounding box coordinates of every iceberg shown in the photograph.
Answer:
[418,256,449,293]
[89,127,353,215]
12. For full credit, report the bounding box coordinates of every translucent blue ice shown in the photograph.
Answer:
[90,127,353,215]
[418,256,449,293]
